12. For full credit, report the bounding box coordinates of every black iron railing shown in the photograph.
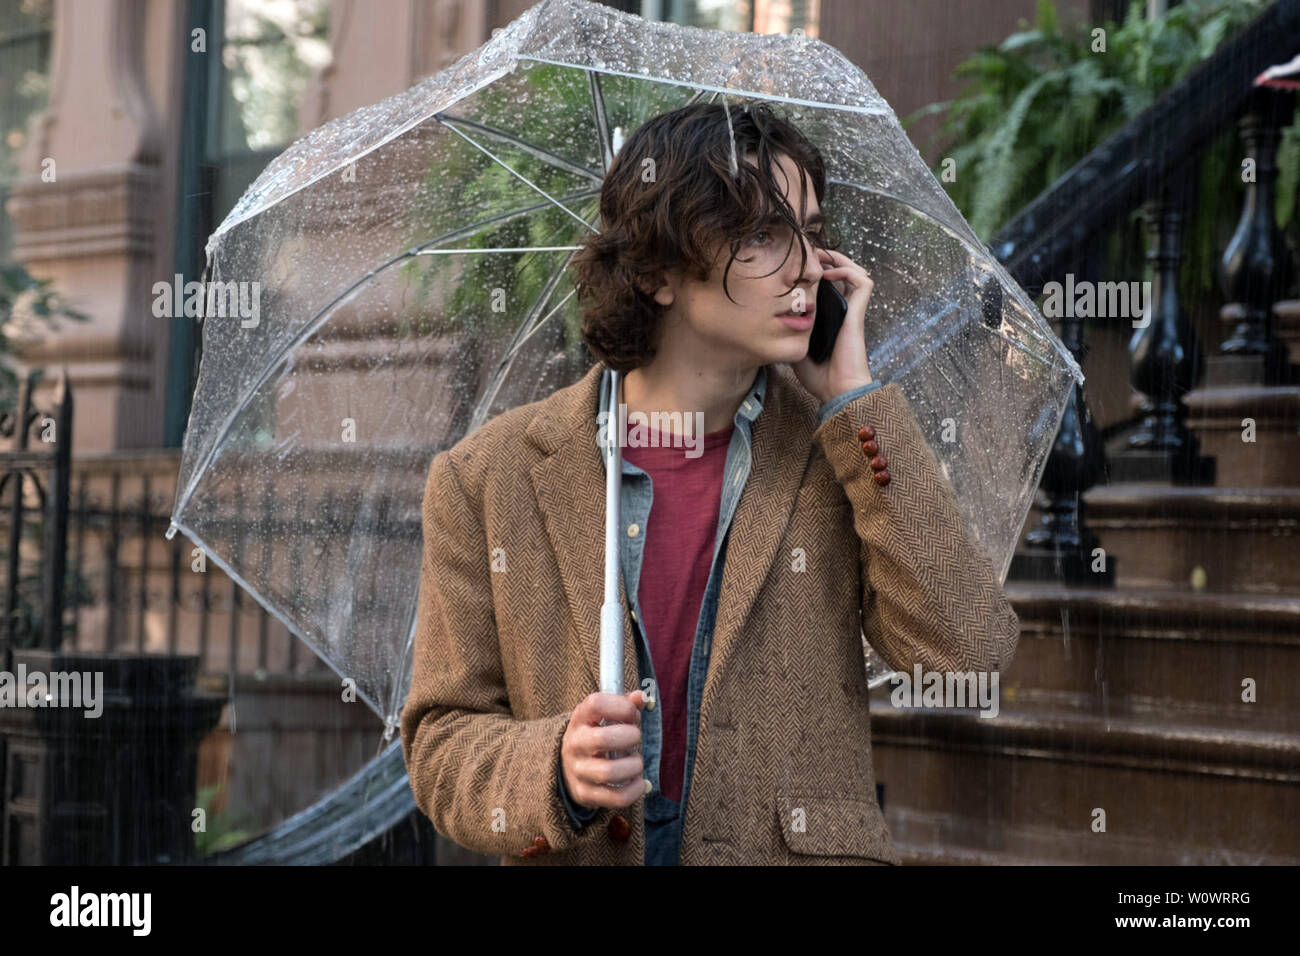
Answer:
[1000,0,1300,585]
[0,369,71,665]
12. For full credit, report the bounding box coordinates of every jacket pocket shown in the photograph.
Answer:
[775,787,902,865]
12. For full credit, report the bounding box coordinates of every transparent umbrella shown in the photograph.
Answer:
[167,0,1084,737]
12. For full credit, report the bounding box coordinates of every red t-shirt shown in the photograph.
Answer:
[622,422,734,802]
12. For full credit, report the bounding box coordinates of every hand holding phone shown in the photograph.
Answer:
[791,249,876,405]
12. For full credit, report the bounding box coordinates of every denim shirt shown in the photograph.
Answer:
[557,364,882,864]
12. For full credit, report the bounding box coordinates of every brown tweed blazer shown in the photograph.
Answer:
[400,359,1019,865]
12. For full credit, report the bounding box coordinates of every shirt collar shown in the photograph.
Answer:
[598,364,768,427]
[736,365,767,424]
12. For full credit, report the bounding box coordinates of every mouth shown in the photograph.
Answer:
[776,307,814,330]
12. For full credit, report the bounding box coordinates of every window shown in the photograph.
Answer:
[647,0,819,36]
[209,0,331,211]
[167,0,330,445]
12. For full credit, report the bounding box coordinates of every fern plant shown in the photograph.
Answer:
[907,0,1298,305]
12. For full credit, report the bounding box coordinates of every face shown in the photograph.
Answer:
[651,150,826,369]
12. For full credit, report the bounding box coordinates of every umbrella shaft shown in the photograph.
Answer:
[601,370,623,696]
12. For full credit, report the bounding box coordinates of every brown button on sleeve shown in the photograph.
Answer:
[608,814,631,842]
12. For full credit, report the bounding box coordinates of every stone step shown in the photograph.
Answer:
[1217,299,1300,370]
[1183,383,1300,487]
[890,809,1300,865]
[1002,583,1300,734]
[1277,299,1300,367]
[1078,484,1300,593]
[869,701,1300,865]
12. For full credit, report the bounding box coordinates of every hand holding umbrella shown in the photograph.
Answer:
[561,689,652,809]
[792,247,877,403]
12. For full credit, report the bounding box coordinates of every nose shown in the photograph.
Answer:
[786,229,824,289]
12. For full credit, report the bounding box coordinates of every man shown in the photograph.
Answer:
[400,102,1019,865]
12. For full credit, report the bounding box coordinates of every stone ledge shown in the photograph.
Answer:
[5,163,159,263]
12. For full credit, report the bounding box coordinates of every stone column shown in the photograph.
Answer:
[4,0,186,453]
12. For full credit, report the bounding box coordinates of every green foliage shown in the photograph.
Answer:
[396,62,689,352]
[0,1,85,411]
[192,782,259,856]
[0,265,87,411]
[1279,99,1300,231]
[906,0,1297,303]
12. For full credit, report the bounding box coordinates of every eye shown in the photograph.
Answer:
[745,229,772,247]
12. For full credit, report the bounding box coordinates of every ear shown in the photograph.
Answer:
[647,268,678,308]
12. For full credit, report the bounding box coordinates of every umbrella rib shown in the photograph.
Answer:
[433,111,604,184]
[491,200,602,370]
[588,70,614,173]
[472,194,603,432]
[435,116,599,234]
[826,176,1068,365]
[516,55,892,116]
[398,187,597,260]
[469,284,580,435]
[173,188,600,520]
[526,76,723,425]
[167,516,391,722]
[589,78,711,175]
[490,262,578,377]
[413,245,582,254]
[499,287,577,368]
[826,176,984,249]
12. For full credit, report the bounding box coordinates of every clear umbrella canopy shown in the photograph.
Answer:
[167,0,1084,733]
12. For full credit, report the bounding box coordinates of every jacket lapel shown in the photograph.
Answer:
[703,364,815,709]
[525,360,816,704]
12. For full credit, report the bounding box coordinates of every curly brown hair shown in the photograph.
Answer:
[570,100,841,372]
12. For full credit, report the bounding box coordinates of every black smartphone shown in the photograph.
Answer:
[807,276,848,364]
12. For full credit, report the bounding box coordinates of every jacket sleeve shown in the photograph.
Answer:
[558,763,601,829]
[817,380,884,425]
[399,447,586,857]
[811,382,1019,675]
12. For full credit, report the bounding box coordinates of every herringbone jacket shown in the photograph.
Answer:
[400,359,1019,865]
